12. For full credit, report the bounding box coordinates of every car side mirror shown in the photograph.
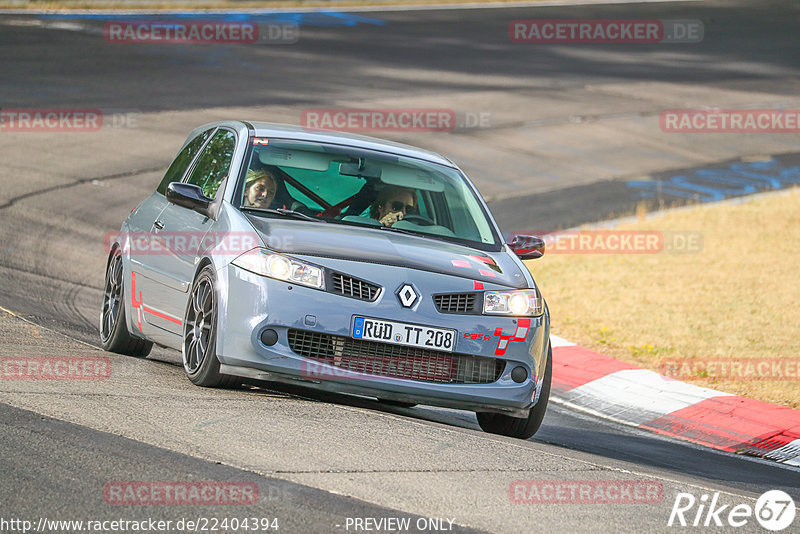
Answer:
[509,234,545,260]
[166,182,212,215]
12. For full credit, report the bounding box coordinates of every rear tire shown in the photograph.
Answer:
[476,344,551,439]
[100,249,153,357]
[182,265,238,388]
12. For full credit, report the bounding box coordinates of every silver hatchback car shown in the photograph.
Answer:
[101,121,551,439]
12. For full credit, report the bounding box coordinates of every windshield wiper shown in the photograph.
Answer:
[378,224,460,245]
[276,208,323,221]
[242,207,324,222]
[378,225,417,236]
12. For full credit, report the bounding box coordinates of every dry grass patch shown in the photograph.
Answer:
[528,188,800,409]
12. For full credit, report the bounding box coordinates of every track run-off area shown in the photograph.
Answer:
[1,1,799,532]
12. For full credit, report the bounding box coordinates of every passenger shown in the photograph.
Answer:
[369,186,416,227]
[243,168,278,209]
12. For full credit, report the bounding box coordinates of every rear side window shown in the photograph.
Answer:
[156,128,214,195]
[185,129,237,199]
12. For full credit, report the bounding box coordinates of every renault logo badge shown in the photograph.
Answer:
[397,284,419,308]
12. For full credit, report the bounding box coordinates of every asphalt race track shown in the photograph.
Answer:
[1,1,799,532]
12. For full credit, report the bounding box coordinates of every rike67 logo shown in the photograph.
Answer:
[668,490,796,531]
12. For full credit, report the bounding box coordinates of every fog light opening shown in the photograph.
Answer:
[511,366,528,383]
[260,328,279,346]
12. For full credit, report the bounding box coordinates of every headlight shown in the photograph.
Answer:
[232,248,325,290]
[483,289,543,316]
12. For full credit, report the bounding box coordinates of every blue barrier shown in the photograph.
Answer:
[627,158,800,202]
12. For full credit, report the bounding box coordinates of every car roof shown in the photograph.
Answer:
[243,121,456,168]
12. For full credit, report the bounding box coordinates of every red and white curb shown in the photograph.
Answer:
[549,335,800,467]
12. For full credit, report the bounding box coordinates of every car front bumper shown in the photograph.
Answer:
[215,263,550,417]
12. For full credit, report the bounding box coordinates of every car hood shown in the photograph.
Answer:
[245,215,528,288]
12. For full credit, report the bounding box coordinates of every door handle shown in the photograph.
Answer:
[153,220,165,230]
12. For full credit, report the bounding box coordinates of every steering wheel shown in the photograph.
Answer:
[400,214,435,226]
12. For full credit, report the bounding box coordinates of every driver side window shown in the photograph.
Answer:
[156,128,214,195]
[185,129,237,199]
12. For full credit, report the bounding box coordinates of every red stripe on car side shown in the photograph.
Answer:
[142,305,183,325]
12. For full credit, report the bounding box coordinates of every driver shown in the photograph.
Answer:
[369,186,416,227]
[243,168,278,209]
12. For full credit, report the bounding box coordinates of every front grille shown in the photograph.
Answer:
[288,329,504,384]
[330,273,381,301]
[434,293,478,314]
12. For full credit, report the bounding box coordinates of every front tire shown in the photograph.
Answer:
[100,249,152,357]
[476,344,552,439]
[182,265,237,388]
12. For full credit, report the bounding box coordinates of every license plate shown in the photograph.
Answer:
[352,316,456,352]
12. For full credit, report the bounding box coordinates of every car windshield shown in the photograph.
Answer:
[238,138,500,248]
